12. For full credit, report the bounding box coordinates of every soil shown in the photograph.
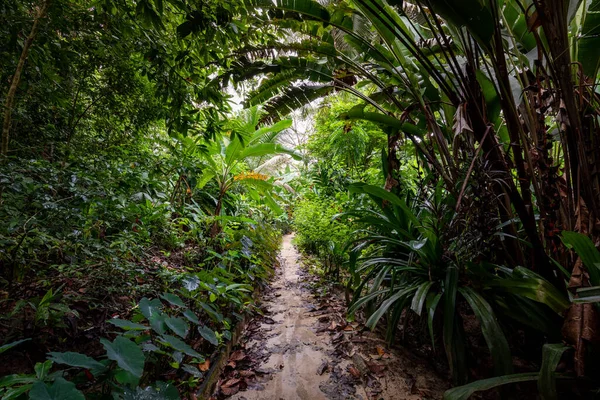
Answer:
[211,234,448,400]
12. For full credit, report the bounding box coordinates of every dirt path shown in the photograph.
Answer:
[214,234,447,400]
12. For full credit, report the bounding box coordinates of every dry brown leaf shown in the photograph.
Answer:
[367,362,386,376]
[199,360,210,372]
[349,366,361,378]
[220,385,239,396]
[239,370,255,378]
[230,350,246,361]
[222,378,241,388]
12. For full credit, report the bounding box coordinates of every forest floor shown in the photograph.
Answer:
[211,234,448,400]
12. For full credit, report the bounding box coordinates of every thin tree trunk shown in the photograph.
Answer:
[1,0,51,156]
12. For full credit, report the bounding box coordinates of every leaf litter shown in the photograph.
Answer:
[212,234,448,400]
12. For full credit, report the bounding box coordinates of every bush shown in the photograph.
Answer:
[293,192,351,274]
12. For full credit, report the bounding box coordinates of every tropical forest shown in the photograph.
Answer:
[1,0,600,399]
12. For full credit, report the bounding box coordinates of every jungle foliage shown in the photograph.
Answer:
[2,0,600,399]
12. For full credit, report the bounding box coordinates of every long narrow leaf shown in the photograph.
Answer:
[459,287,513,376]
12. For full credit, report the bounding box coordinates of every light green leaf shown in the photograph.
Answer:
[561,231,600,285]
[34,361,53,380]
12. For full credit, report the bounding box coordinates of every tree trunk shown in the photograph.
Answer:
[1,0,51,156]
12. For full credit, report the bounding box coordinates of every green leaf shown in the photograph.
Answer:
[488,275,570,314]
[238,143,301,160]
[365,286,417,328]
[578,0,600,77]
[114,369,140,386]
[183,309,200,324]
[158,335,204,360]
[411,281,434,316]
[0,338,31,354]
[29,378,85,400]
[108,319,149,331]
[443,372,539,400]
[443,266,459,381]
[427,0,495,46]
[47,352,107,376]
[34,361,53,380]
[196,171,217,190]
[160,293,186,308]
[561,231,600,285]
[165,317,190,339]
[538,344,570,400]
[427,292,442,349]
[100,337,145,378]
[459,287,513,376]
[251,0,330,22]
[0,375,37,388]
[573,286,600,304]
[182,364,203,378]
[198,325,219,346]
[149,313,167,336]
[3,384,33,399]
[139,297,163,319]
[475,70,501,124]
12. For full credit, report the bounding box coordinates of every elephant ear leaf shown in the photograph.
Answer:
[29,377,85,400]
[100,337,145,378]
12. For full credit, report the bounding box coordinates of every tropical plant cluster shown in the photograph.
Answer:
[2,0,600,399]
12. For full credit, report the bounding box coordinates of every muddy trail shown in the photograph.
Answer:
[212,234,448,400]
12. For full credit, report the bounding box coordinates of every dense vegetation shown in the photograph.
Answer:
[2,0,600,399]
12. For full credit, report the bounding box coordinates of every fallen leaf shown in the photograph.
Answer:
[349,366,361,378]
[317,361,328,375]
[332,332,344,343]
[199,360,210,372]
[230,350,246,361]
[222,378,241,388]
[227,361,236,369]
[239,370,255,378]
[367,362,386,376]
[221,385,239,396]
